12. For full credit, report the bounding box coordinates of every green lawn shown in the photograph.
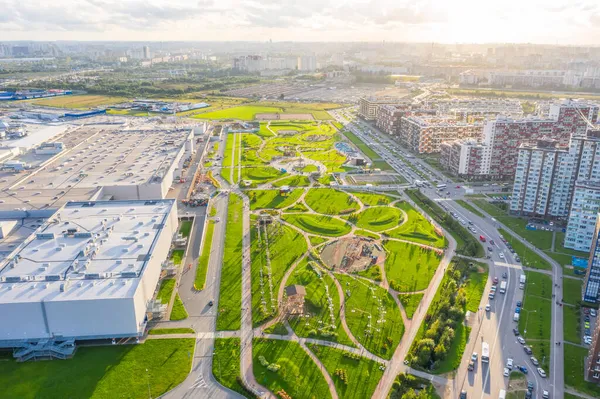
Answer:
[33,94,127,109]
[354,229,380,240]
[386,202,447,248]
[341,130,392,170]
[336,273,404,360]
[304,149,348,173]
[170,294,188,321]
[271,175,311,187]
[464,263,489,313]
[193,105,284,120]
[216,194,244,331]
[264,322,289,335]
[157,279,175,305]
[500,229,552,270]
[170,249,184,266]
[287,260,354,346]
[383,240,442,292]
[434,324,470,374]
[387,373,441,399]
[399,293,424,319]
[305,188,360,215]
[241,166,285,185]
[222,134,236,168]
[178,220,193,237]
[213,338,251,397]
[285,202,309,213]
[309,235,329,247]
[472,199,506,218]
[518,271,552,368]
[455,199,484,218]
[148,328,194,335]
[564,305,581,344]
[0,339,194,399]
[250,222,307,326]
[194,220,215,291]
[355,264,383,282]
[347,207,403,232]
[307,344,385,399]
[317,174,335,186]
[253,339,332,399]
[563,277,583,305]
[283,214,352,237]
[565,343,600,397]
[349,191,395,206]
[247,189,303,210]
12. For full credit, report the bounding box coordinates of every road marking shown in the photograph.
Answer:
[189,374,208,389]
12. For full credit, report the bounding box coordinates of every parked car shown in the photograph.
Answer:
[485,304,491,312]
[506,358,514,370]
[515,307,521,314]
[517,301,522,307]
[471,352,478,361]
[515,256,521,262]
[460,391,467,399]
[542,390,549,399]
[524,346,533,355]
[537,368,547,378]
[493,277,499,284]
[530,356,539,366]
[518,337,526,345]
[513,328,520,336]
[503,367,509,377]
[519,366,528,374]
[528,381,534,391]
[591,309,597,317]
[503,272,508,279]
[489,292,495,300]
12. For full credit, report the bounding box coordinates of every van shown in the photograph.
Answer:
[499,389,506,399]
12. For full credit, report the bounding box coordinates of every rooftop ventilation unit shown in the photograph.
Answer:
[5,276,22,283]
[45,275,61,281]
[36,233,55,240]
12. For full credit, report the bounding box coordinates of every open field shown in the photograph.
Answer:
[283,214,352,237]
[0,339,194,399]
[216,194,244,331]
[305,188,360,215]
[399,293,424,319]
[195,220,215,290]
[383,240,442,292]
[32,94,127,109]
[253,339,332,399]
[242,166,285,185]
[349,191,395,206]
[307,344,385,399]
[192,101,338,121]
[247,189,303,210]
[386,202,446,248]
[563,305,581,344]
[271,175,311,187]
[213,338,251,397]
[347,206,403,232]
[564,343,600,397]
[250,223,307,326]
[563,277,583,305]
[287,260,354,346]
[336,273,404,359]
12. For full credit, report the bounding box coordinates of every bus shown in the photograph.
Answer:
[481,342,490,363]
[499,281,507,294]
[436,183,447,190]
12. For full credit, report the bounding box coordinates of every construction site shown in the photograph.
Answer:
[320,236,385,272]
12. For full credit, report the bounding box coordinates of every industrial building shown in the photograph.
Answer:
[398,116,483,154]
[0,199,178,360]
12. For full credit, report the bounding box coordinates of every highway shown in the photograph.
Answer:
[330,108,561,399]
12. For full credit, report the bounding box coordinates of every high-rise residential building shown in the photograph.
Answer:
[297,55,317,71]
[565,180,600,252]
[440,140,491,178]
[358,97,407,121]
[143,46,151,60]
[375,105,436,136]
[586,315,600,380]
[442,100,599,180]
[583,214,600,304]
[510,139,570,217]
[398,116,483,154]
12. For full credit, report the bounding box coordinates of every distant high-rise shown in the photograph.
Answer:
[143,46,151,60]
[297,55,317,72]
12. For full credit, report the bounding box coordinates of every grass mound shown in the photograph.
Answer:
[346,207,403,232]
[283,214,351,237]
[305,188,359,215]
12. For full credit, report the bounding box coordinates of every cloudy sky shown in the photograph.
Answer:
[2,0,600,44]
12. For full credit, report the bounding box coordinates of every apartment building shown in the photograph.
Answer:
[587,317,600,381]
[510,139,570,217]
[358,97,407,120]
[440,140,491,178]
[398,116,483,154]
[583,215,600,304]
[487,69,567,88]
[565,180,600,252]
[441,100,599,179]
[375,105,436,136]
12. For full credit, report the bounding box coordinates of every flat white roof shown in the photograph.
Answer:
[0,199,175,303]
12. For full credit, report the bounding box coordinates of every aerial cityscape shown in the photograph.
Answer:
[3,5,600,399]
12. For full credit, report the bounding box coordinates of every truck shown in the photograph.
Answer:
[519,274,526,289]
[481,342,490,363]
[480,235,487,242]
[436,183,447,190]
[499,281,507,294]
[514,312,520,322]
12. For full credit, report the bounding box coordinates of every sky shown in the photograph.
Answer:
[2,0,600,45]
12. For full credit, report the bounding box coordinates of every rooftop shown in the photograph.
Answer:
[0,199,175,304]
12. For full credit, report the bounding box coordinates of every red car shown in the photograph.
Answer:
[456,185,461,188]
[493,277,499,284]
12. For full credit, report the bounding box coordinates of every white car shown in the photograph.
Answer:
[503,367,509,377]
[485,304,491,312]
[537,367,547,378]
[506,358,514,370]
[499,252,505,259]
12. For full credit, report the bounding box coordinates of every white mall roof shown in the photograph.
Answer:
[0,199,175,304]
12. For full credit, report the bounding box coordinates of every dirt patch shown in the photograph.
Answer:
[347,174,403,185]
[321,236,385,272]
[277,129,299,136]
[256,113,314,120]
[304,135,328,142]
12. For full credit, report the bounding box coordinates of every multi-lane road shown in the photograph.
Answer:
[330,108,562,398]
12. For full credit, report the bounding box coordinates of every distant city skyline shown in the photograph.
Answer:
[2,0,600,45]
